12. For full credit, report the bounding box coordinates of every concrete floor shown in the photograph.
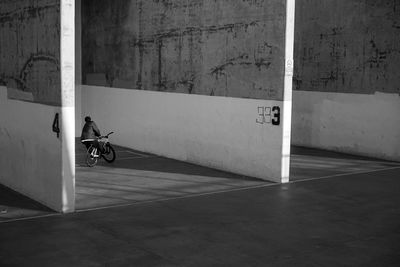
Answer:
[0,184,52,222]
[290,146,399,181]
[0,146,399,265]
[75,142,270,211]
[74,144,399,211]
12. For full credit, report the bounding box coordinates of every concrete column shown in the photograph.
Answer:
[281,0,295,182]
[60,0,75,212]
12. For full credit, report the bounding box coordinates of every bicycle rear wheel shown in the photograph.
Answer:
[102,144,116,163]
[86,146,98,167]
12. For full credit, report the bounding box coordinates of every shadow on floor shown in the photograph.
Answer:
[0,184,53,222]
[292,146,399,162]
[76,140,260,181]
[75,141,270,211]
[290,146,400,181]
[2,142,398,220]
[75,141,400,211]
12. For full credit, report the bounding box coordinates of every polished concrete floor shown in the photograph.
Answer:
[0,146,399,266]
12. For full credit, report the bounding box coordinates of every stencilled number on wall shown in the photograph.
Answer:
[52,113,60,138]
[272,106,280,125]
[256,106,281,126]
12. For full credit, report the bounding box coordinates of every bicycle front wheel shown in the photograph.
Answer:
[86,146,98,167]
[102,144,116,163]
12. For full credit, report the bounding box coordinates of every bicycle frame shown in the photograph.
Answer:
[82,132,115,167]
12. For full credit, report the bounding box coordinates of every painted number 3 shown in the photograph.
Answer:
[256,106,280,126]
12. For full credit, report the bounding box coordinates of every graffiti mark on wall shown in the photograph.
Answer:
[129,21,260,47]
[210,52,272,77]
[2,53,60,104]
[0,3,59,25]
[20,54,59,91]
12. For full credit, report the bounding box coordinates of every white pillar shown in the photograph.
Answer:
[60,0,75,212]
[281,0,295,183]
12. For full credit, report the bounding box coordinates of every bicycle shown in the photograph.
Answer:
[81,131,116,167]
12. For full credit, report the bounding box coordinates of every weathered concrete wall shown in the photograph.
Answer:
[294,0,400,95]
[0,0,61,105]
[292,0,400,161]
[75,0,82,136]
[0,0,75,212]
[82,0,285,100]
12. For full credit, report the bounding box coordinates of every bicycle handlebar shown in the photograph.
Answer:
[99,131,114,139]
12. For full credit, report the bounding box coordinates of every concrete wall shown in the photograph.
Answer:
[294,0,400,95]
[75,0,82,136]
[82,85,286,182]
[0,0,75,211]
[292,91,400,161]
[81,0,286,100]
[79,0,294,182]
[292,0,400,161]
[0,0,61,105]
[0,86,65,210]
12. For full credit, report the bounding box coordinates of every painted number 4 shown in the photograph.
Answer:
[256,106,280,126]
[52,113,60,138]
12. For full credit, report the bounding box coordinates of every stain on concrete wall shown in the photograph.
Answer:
[82,0,286,100]
[0,0,61,105]
[294,0,400,95]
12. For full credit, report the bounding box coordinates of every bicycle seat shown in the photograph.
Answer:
[81,139,95,143]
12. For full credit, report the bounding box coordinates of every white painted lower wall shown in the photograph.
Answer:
[81,85,287,182]
[292,91,400,161]
[0,86,74,212]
